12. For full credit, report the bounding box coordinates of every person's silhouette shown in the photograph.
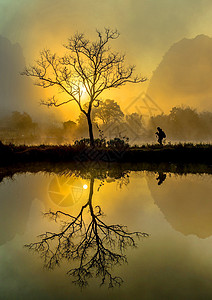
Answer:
[155,127,166,145]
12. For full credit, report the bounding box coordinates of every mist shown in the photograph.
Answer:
[1,103,211,145]
[0,2,212,145]
[147,34,212,112]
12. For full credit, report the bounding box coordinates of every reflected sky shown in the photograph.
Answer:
[0,170,212,299]
[148,173,212,238]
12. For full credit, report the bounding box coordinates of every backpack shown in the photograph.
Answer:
[162,131,166,138]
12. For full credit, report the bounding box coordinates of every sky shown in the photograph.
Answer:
[0,0,212,119]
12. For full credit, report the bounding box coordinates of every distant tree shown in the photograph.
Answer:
[63,120,77,131]
[62,120,77,142]
[94,99,124,124]
[126,112,143,131]
[22,28,146,146]
[45,124,64,144]
[169,106,201,139]
[75,99,124,140]
[169,106,199,123]
[199,111,212,139]
[147,106,211,141]
[10,111,37,132]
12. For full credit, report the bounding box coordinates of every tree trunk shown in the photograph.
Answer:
[87,114,95,147]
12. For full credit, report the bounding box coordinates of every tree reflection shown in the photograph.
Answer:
[25,173,148,288]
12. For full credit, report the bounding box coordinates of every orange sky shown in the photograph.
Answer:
[1,0,212,119]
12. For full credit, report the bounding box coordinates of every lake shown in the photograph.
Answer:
[0,166,212,300]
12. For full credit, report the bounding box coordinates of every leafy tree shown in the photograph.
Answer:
[75,99,124,139]
[10,111,37,132]
[147,106,212,142]
[126,112,143,131]
[169,106,201,139]
[62,120,77,142]
[199,111,212,139]
[94,99,124,124]
[63,120,77,132]
[22,28,146,146]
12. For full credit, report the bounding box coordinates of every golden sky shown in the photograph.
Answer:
[1,0,212,118]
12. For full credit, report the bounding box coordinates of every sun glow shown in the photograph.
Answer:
[83,184,88,190]
[81,85,87,95]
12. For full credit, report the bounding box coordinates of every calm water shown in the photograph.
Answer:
[0,169,212,300]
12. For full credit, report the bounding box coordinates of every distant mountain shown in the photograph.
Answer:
[147,35,212,112]
[0,36,47,119]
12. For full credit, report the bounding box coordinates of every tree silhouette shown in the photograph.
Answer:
[94,99,124,125]
[147,106,212,142]
[22,28,146,146]
[25,175,148,288]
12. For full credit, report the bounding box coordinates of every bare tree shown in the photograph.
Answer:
[22,28,147,146]
[25,175,148,288]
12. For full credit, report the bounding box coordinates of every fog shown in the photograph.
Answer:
[147,34,212,112]
[0,103,211,145]
[0,33,212,145]
[2,0,212,114]
[2,0,212,76]
[0,35,65,122]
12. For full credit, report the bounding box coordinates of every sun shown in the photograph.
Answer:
[81,86,87,94]
[83,184,88,190]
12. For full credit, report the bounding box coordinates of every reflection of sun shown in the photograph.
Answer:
[83,184,88,190]
[48,175,84,207]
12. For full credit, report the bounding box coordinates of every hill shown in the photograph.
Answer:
[147,35,212,112]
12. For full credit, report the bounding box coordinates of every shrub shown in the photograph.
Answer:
[74,138,91,148]
[107,137,129,151]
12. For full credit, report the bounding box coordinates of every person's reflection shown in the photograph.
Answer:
[0,175,4,183]
[25,174,148,288]
[156,172,166,185]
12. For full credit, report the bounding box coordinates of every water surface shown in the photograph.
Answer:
[0,168,211,300]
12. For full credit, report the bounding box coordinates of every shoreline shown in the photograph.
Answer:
[0,143,211,165]
[0,160,211,184]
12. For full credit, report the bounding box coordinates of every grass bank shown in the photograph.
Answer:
[0,141,211,165]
